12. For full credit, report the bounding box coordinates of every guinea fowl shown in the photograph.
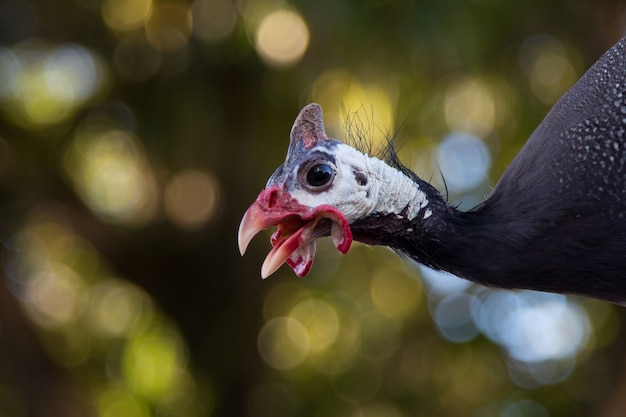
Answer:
[239,37,626,304]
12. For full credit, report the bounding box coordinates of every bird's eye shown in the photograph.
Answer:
[306,163,333,187]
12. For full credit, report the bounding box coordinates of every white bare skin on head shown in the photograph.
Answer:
[287,143,430,221]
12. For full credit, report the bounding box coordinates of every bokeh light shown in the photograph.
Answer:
[23,264,86,329]
[418,260,594,387]
[471,290,590,362]
[444,77,495,137]
[370,269,422,320]
[433,293,479,343]
[191,0,237,43]
[102,0,153,33]
[437,132,491,193]
[470,290,592,385]
[123,329,187,399]
[88,278,153,338]
[164,169,221,229]
[255,9,310,68]
[102,0,198,79]
[0,42,106,128]
[145,2,193,52]
[288,298,339,354]
[45,46,103,102]
[519,35,579,105]
[64,128,159,224]
[258,316,309,370]
[499,297,589,363]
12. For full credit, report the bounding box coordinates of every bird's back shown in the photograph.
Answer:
[491,37,626,209]
[475,37,626,301]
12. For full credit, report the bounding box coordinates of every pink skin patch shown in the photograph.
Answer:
[238,185,352,278]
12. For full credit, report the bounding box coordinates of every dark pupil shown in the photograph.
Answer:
[307,164,332,186]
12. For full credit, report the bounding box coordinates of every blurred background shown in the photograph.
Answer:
[0,0,625,416]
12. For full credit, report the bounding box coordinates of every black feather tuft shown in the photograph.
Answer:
[341,104,422,184]
[341,103,376,156]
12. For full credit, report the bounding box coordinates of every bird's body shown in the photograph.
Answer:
[239,37,626,304]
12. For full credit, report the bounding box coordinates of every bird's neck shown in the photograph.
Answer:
[409,203,524,289]
[354,175,626,302]
[349,174,461,268]
[367,159,432,222]
[350,175,549,292]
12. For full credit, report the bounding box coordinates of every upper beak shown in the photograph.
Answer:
[238,201,275,256]
[238,185,306,257]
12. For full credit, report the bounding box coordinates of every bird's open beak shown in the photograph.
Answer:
[238,186,352,278]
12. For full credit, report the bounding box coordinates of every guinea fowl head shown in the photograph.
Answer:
[238,103,442,278]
